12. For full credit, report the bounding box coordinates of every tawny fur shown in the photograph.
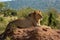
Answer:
[0,10,43,40]
[6,10,43,29]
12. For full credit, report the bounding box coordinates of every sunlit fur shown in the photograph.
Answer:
[0,10,43,40]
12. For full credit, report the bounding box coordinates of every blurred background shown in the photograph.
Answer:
[0,0,60,34]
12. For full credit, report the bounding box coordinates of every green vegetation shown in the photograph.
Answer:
[3,9,17,17]
[41,9,60,29]
[0,2,60,35]
[17,7,34,18]
[0,2,60,40]
[48,9,58,28]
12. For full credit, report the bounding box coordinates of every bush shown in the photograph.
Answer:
[17,7,34,18]
[0,17,4,21]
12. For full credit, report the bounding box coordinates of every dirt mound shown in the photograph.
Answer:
[10,26,60,40]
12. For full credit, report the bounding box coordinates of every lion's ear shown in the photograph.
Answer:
[28,11,36,17]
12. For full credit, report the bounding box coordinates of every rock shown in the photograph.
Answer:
[9,26,60,40]
[55,30,60,34]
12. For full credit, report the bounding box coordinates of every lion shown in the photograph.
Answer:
[0,10,43,40]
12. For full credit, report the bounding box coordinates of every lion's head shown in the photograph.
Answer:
[28,10,43,26]
[28,10,43,22]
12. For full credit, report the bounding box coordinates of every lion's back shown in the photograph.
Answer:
[7,18,33,29]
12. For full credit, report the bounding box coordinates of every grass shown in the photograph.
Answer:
[0,24,6,34]
[0,16,18,34]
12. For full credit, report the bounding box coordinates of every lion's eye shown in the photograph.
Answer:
[38,14,42,18]
[38,14,40,16]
